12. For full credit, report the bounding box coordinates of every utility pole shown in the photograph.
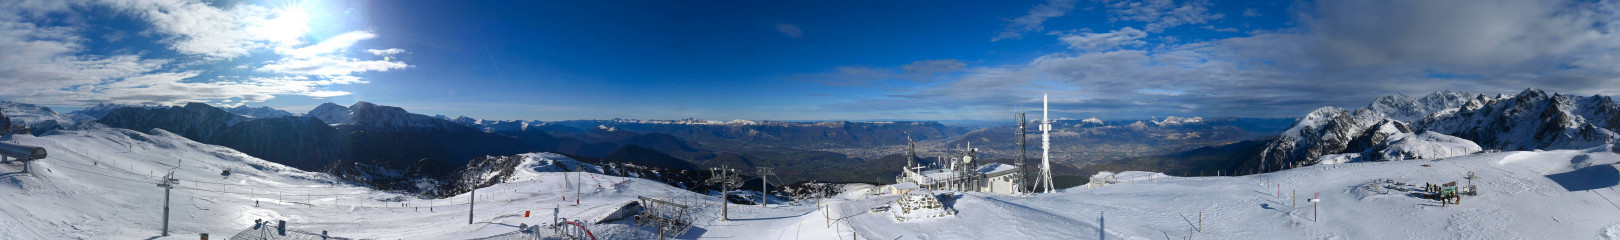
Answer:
[706,166,740,221]
[757,167,775,207]
[157,172,179,236]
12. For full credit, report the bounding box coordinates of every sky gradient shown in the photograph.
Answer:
[4,0,1620,122]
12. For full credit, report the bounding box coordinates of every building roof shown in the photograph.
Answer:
[891,182,919,190]
[977,163,1019,176]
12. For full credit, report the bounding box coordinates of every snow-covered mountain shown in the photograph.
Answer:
[224,105,295,118]
[451,116,529,135]
[96,103,349,170]
[309,101,465,130]
[0,101,82,135]
[66,103,164,121]
[1255,89,1619,172]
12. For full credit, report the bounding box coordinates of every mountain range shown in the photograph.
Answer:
[1251,89,1619,173]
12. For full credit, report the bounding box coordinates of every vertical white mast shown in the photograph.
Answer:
[1039,93,1055,193]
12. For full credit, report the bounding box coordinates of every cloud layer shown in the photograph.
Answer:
[823,0,1620,120]
[0,0,409,106]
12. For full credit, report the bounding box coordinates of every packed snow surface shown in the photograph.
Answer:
[3,127,1620,239]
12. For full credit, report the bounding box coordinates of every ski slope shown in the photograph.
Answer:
[2,127,1620,239]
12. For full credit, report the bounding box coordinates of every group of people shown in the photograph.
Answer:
[1424,182,1461,206]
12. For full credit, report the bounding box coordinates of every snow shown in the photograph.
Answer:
[1376,131,1483,161]
[1152,116,1203,125]
[5,126,1620,239]
[223,105,294,118]
[0,101,81,133]
[976,163,1018,175]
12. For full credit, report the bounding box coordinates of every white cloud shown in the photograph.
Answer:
[259,31,410,75]
[799,59,970,86]
[776,24,804,38]
[993,0,1079,41]
[826,0,1620,120]
[1242,8,1261,17]
[367,48,406,56]
[1055,27,1149,51]
[1201,25,1237,32]
[259,56,409,76]
[101,0,277,58]
[0,0,408,106]
[1103,0,1224,32]
[277,31,376,57]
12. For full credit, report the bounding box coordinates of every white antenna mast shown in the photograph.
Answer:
[1039,93,1055,193]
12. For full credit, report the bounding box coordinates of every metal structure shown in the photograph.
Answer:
[1037,93,1056,193]
[756,167,776,207]
[157,172,179,236]
[0,142,46,173]
[545,217,596,240]
[634,196,693,239]
[1015,112,1028,193]
[705,166,741,221]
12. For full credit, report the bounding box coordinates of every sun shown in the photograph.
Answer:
[259,3,312,45]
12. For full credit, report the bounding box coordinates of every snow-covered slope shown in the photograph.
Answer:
[1373,131,1483,161]
[5,126,1620,239]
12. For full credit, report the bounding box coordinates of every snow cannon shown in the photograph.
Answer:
[0,142,45,173]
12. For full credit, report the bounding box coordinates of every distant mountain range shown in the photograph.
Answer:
[1081,89,1620,178]
[30,91,1577,190]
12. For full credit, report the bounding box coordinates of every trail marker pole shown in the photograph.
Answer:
[1198,211,1202,233]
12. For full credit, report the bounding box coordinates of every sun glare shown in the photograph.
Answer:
[260,4,311,45]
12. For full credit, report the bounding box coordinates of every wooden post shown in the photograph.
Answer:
[1198,211,1202,233]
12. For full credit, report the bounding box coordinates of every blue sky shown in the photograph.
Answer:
[5,0,1620,122]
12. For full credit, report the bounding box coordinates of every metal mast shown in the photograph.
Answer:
[1039,93,1055,193]
[706,166,740,221]
[1015,112,1027,193]
[158,172,179,236]
[757,167,775,207]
